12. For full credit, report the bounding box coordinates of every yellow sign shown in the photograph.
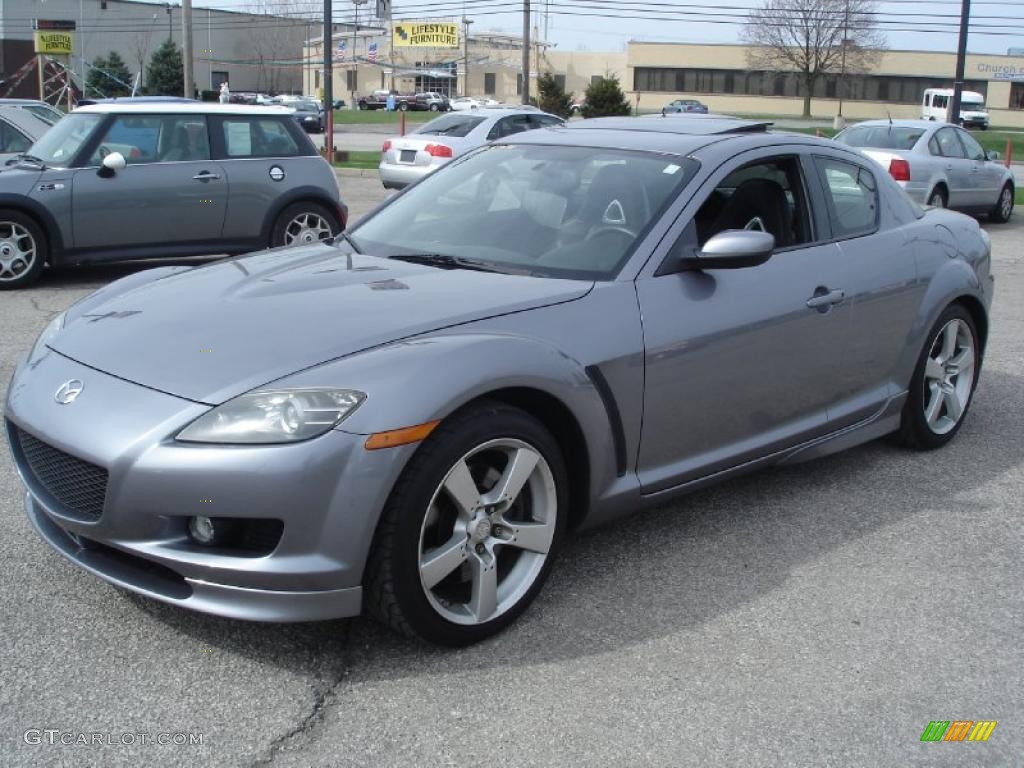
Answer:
[34,30,74,55]
[392,22,459,48]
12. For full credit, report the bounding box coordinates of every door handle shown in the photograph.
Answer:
[193,171,221,181]
[806,288,845,310]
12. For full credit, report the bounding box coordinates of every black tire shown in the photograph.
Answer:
[989,183,1014,224]
[365,400,569,646]
[269,201,341,248]
[429,103,439,111]
[358,102,367,110]
[0,209,47,290]
[398,101,408,112]
[892,304,980,451]
[927,186,947,209]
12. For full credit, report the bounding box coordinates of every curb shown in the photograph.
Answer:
[334,167,379,179]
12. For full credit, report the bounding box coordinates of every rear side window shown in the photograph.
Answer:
[933,128,966,159]
[222,118,301,158]
[88,114,210,165]
[487,115,533,141]
[814,157,878,239]
[416,114,485,138]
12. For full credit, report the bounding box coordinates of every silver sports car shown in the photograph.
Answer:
[5,117,993,645]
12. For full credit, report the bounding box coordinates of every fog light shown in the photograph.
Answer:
[188,515,239,546]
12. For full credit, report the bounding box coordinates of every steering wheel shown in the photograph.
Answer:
[586,224,638,242]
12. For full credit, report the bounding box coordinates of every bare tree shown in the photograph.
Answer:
[245,0,318,93]
[742,0,885,118]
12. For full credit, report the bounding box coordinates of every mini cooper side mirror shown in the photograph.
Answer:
[98,151,126,178]
[681,230,775,271]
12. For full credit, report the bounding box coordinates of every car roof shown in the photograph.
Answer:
[73,102,295,116]
[567,114,773,135]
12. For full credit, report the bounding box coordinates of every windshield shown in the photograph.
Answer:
[416,113,486,137]
[28,113,103,165]
[24,104,62,125]
[962,100,985,111]
[352,144,698,280]
[836,125,925,150]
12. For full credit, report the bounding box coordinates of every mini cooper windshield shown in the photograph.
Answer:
[26,113,104,166]
[353,144,698,280]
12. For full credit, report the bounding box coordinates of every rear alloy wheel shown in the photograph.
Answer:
[990,184,1014,224]
[893,305,979,450]
[0,210,46,290]
[270,202,340,247]
[366,401,567,645]
[927,188,947,209]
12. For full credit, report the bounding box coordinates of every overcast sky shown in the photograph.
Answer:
[197,0,1022,56]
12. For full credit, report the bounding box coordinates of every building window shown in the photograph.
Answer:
[554,74,566,91]
[484,72,496,95]
[517,74,523,95]
[1012,82,1024,109]
[212,70,228,89]
[414,61,456,97]
[346,70,357,91]
[591,75,602,85]
[633,66,988,105]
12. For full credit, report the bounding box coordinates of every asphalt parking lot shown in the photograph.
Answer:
[0,187,1021,766]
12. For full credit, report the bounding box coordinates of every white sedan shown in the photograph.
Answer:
[450,97,501,111]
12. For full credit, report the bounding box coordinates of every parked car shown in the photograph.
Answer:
[379,108,564,189]
[287,99,323,133]
[661,98,709,115]
[0,98,64,126]
[414,92,451,112]
[834,119,1013,221]
[5,116,992,645]
[921,88,989,129]
[0,106,51,164]
[569,97,586,115]
[450,96,501,111]
[0,102,346,288]
[358,90,395,110]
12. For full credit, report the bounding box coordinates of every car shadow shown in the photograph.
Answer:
[41,256,224,288]
[124,367,1023,682]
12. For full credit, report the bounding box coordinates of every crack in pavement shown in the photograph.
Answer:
[249,622,357,767]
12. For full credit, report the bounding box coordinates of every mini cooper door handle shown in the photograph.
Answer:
[193,171,221,181]
[806,288,845,310]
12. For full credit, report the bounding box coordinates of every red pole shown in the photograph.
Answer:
[1005,138,1012,169]
[815,128,822,137]
[400,109,406,136]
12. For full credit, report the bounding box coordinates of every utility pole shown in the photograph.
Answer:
[166,3,173,42]
[835,0,849,130]
[352,0,367,110]
[462,17,472,97]
[521,0,530,104]
[182,0,193,98]
[324,0,333,159]
[949,0,970,125]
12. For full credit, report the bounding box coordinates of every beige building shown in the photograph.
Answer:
[626,42,1024,127]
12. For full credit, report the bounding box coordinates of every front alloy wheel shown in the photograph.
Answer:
[367,401,567,645]
[283,212,333,246]
[0,211,46,289]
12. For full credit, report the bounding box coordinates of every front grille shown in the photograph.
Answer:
[12,424,108,522]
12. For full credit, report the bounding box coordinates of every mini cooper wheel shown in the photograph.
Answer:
[990,184,1014,224]
[0,209,46,290]
[366,401,568,645]
[894,304,979,450]
[270,202,340,248]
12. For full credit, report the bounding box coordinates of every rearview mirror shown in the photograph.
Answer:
[98,151,126,177]
[985,150,1001,162]
[682,230,775,270]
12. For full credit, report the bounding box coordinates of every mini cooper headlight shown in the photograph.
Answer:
[29,311,66,361]
[176,388,365,444]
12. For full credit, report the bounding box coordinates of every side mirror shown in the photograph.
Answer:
[682,230,775,270]
[97,151,126,177]
[985,150,1001,162]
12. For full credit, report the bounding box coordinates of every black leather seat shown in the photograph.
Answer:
[708,178,793,246]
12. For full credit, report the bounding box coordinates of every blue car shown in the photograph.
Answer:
[661,98,709,115]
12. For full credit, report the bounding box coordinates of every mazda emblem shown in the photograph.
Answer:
[54,379,84,405]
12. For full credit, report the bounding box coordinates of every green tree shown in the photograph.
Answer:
[537,72,573,119]
[145,39,184,96]
[581,75,632,118]
[86,51,132,98]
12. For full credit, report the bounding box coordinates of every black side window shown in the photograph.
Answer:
[487,115,531,141]
[956,129,986,161]
[691,156,812,249]
[935,128,966,159]
[814,157,879,240]
[222,118,301,158]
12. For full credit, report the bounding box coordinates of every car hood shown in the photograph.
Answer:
[52,244,592,404]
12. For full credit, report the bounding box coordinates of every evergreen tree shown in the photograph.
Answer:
[537,72,573,119]
[581,75,632,119]
[86,51,132,98]
[145,40,184,97]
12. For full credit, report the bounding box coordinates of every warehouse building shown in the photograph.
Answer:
[0,0,311,100]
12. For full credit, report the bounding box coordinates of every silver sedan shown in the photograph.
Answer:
[835,119,1014,222]
[378,108,563,189]
[6,118,993,645]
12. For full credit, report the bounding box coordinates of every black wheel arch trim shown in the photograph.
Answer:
[0,195,64,260]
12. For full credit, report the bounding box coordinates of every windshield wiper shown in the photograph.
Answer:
[388,253,518,274]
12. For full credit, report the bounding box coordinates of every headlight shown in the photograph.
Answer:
[29,311,66,361]
[176,388,365,444]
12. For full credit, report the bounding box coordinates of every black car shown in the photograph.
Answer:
[289,99,323,133]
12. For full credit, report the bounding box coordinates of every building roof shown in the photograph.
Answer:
[73,103,296,116]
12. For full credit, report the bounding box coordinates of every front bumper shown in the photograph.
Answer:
[5,347,416,622]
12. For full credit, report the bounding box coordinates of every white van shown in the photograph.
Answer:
[921,88,989,129]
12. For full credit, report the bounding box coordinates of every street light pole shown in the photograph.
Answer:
[352,0,366,110]
[462,17,473,97]
[949,0,970,125]
[521,0,530,104]
[182,0,193,98]
[324,0,333,159]
[166,3,173,42]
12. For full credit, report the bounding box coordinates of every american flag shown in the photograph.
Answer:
[367,42,378,63]
[333,39,346,62]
